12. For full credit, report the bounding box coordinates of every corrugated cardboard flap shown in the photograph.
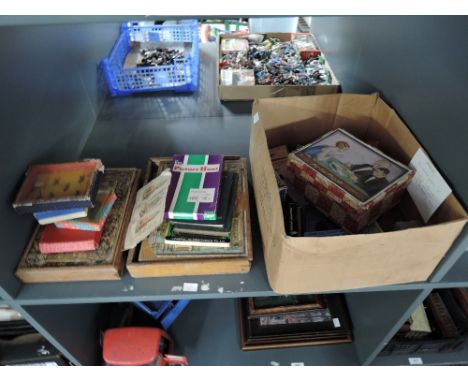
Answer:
[271,219,466,294]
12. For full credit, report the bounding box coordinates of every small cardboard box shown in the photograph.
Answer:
[250,93,467,293]
[217,33,340,101]
[285,128,416,233]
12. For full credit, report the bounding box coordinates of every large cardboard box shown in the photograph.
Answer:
[250,93,467,293]
[217,33,340,101]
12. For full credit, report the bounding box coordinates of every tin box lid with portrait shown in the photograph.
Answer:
[289,128,415,206]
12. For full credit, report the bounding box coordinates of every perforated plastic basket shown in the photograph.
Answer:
[102,20,199,96]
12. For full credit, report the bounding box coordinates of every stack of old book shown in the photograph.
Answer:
[12,160,112,254]
[126,154,253,277]
[381,288,468,355]
[239,294,353,350]
[12,160,140,283]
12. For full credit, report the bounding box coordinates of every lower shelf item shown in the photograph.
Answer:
[381,288,468,356]
[239,293,353,351]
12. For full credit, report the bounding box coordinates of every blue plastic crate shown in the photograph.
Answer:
[102,20,199,96]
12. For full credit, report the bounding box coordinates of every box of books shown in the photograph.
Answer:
[250,93,467,294]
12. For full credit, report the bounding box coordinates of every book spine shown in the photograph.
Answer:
[54,221,101,232]
[39,241,98,254]
[54,193,117,231]
[15,200,93,215]
[426,292,460,338]
[439,290,468,335]
[453,288,468,317]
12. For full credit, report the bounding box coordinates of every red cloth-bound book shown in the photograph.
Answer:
[39,224,102,254]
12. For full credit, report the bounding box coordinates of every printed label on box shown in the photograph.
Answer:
[220,69,233,86]
[333,318,341,328]
[407,149,451,223]
[253,113,259,124]
[408,357,423,365]
[183,283,199,292]
[188,188,215,203]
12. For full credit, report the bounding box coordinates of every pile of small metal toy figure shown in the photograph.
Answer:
[220,36,330,85]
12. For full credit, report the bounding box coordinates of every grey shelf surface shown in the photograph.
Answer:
[171,298,359,365]
[8,41,466,306]
[15,244,274,305]
[10,41,438,305]
[14,256,433,306]
[373,348,468,366]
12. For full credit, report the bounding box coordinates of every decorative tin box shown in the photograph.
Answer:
[286,128,415,233]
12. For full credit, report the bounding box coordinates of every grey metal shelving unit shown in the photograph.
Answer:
[0,16,467,366]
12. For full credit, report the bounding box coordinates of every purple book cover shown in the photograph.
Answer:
[164,154,224,221]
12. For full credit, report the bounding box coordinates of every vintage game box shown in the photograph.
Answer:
[12,160,104,214]
[286,128,416,233]
[164,154,224,221]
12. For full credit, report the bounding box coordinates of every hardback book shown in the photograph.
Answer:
[15,168,140,283]
[39,225,102,254]
[140,217,244,261]
[426,292,459,338]
[164,154,224,221]
[170,171,238,235]
[439,290,468,335]
[453,288,468,317]
[12,159,104,214]
[54,187,117,232]
[164,230,230,248]
[33,208,88,225]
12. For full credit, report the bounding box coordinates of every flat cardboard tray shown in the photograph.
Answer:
[217,32,340,101]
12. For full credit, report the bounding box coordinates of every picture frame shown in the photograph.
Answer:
[247,295,325,316]
[239,294,353,351]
